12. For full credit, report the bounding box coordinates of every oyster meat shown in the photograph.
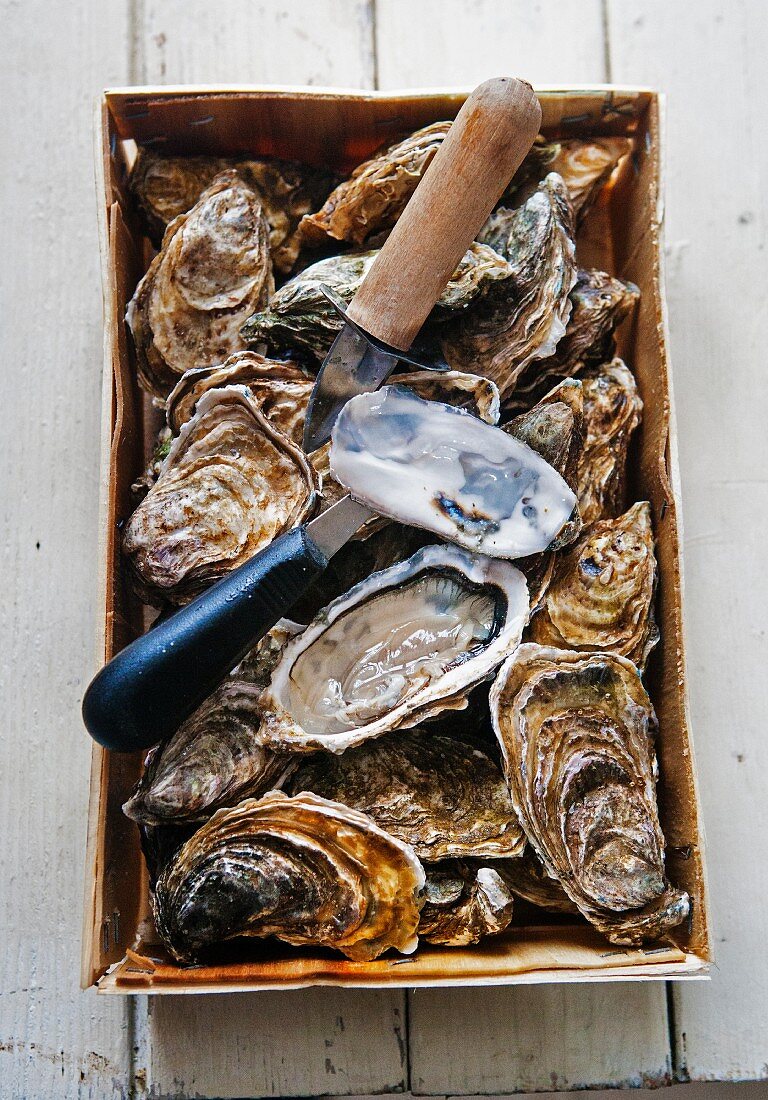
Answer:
[330,386,576,558]
[152,792,425,963]
[577,358,643,524]
[530,502,659,669]
[122,386,318,605]
[300,121,451,246]
[241,243,513,360]
[490,644,689,944]
[259,543,529,754]
[129,148,337,272]
[419,860,516,946]
[289,728,525,860]
[127,171,274,398]
[443,174,577,401]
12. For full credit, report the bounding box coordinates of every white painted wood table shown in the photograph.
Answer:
[2,2,767,1097]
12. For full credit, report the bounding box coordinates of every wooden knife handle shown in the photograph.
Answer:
[346,77,541,351]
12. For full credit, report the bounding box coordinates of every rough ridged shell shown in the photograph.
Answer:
[496,850,578,914]
[576,358,643,524]
[419,861,515,946]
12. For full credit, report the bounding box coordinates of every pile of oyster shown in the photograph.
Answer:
[120,124,689,966]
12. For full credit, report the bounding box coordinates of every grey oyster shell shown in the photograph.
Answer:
[122,386,318,606]
[576,358,643,524]
[289,728,525,861]
[127,171,274,398]
[258,543,530,754]
[152,792,425,963]
[419,861,516,946]
[490,644,689,945]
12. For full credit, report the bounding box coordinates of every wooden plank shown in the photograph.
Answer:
[0,1,133,1097]
[607,0,768,1082]
[375,0,607,88]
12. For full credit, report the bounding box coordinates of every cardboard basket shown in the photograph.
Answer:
[83,84,711,993]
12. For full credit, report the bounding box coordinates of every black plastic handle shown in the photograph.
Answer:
[82,526,328,753]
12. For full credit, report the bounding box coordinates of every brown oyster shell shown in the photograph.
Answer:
[577,358,643,524]
[129,148,337,273]
[530,502,659,670]
[289,728,525,861]
[490,644,689,945]
[442,174,577,402]
[496,850,578,914]
[242,243,513,360]
[152,792,425,963]
[419,861,515,946]
[549,138,632,221]
[300,122,451,247]
[127,171,274,398]
[122,386,318,606]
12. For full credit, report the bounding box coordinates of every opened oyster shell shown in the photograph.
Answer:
[331,386,576,559]
[577,358,643,524]
[490,644,689,944]
[300,121,450,246]
[123,386,318,605]
[152,792,425,963]
[419,861,516,946]
[127,171,274,398]
[259,543,529,754]
[289,728,525,860]
[129,148,337,272]
[241,243,513,360]
[443,174,577,401]
[530,502,659,669]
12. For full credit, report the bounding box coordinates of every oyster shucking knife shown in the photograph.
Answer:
[83,77,542,752]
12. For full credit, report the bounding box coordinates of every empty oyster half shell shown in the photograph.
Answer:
[490,644,689,945]
[258,543,529,754]
[577,358,643,524]
[330,385,576,558]
[152,792,425,963]
[419,860,516,946]
[289,728,525,861]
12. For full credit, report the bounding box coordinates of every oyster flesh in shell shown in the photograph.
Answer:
[241,243,513,360]
[419,860,516,946]
[577,358,643,524]
[152,792,425,963]
[443,174,577,402]
[127,171,274,398]
[123,386,318,605]
[330,386,576,558]
[259,543,530,754]
[129,148,337,273]
[300,121,451,246]
[530,502,659,670]
[289,729,525,860]
[490,644,689,944]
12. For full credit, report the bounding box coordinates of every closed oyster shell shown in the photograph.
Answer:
[530,502,659,670]
[549,138,632,220]
[497,849,578,914]
[442,174,577,401]
[129,148,337,273]
[577,358,643,524]
[127,171,274,398]
[259,543,530,754]
[300,121,451,246]
[241,243,513,360]
[289,729,525,861]
[152,792,425,963]
[419,861,515,946]
[490,644,689,945]
[123,386,318,606]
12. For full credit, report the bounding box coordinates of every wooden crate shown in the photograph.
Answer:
[83,84,711,993]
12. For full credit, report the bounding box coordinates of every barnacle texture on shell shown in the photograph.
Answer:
[152,792,425,963]
[300,122,450,246]
[122,386,318,605]
[490,644,689,944]
[419,861,516,946]
[530,502,659,670]
[259,543,529,754]
[496,850,578,914]
[577,359,643,524]
[129,148,337,273]
[443,174,577,402]
[127,171,274,398]
[289,729,525,860]
[242,243,512,360]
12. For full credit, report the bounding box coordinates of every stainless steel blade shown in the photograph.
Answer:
[306,495,376,559]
